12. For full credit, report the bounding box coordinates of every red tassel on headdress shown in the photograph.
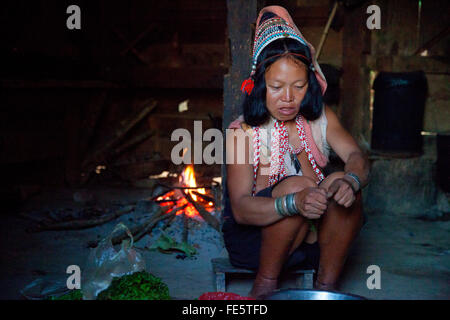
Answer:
[241,78,254,95]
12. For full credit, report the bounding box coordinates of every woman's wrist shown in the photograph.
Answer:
[274,193,299,217]
[343,172,361,193]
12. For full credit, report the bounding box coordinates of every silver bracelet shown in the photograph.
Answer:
[274,197,282,216]
[286,193,299,216]
[274,197,287,217]
[275,194,301,217]
[345,172,361,192]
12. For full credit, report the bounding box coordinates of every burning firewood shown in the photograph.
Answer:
[183,191,221,232]
[191,191,215,204]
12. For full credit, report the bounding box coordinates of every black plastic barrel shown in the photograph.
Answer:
[371,71,427,156]
[436,132,450,192]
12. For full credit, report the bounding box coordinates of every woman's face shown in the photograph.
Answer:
[264,56,308,121]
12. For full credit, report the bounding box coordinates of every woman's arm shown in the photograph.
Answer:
[226,127,329,226]
[323,106,370,207]
[226,128,284,226]
[325,106,370,189]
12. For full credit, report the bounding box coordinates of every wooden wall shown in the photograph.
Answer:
[1,0,449,190]
[366,0,450,135]
[1,0,227,187]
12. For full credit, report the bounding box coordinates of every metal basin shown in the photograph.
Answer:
[266,289,367,300]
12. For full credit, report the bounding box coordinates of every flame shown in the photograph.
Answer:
[180,164,206,201]
[156,165,214,218]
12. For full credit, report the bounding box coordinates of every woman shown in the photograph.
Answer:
[223,6,370,299]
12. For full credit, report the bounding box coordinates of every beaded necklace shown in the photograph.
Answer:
[251,115,324,195]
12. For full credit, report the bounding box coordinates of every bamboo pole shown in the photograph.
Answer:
[316,1,339,61]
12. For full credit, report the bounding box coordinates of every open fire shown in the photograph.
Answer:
[155,165,215,218]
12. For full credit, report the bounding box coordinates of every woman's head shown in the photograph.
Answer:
[243,12,324,126]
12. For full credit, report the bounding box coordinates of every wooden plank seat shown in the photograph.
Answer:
[211,257,315,292]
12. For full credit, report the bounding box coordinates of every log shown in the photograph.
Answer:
[191,190,215,203]
[132,205,186,243]
[29,205,134,232]
[87,204,186,248]
[183,191,220,232]
[157,182,212,190]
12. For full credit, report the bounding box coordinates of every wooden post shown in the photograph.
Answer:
[340,5,371,145]
[222,0,259,217]
[223,0,258,130]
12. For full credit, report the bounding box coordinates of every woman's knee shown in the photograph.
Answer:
[272,176,317,198]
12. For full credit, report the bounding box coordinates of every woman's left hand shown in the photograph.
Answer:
[326,178,356,208]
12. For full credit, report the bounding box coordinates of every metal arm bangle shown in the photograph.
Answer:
[344,172,361,192]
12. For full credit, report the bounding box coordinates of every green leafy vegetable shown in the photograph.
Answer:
[51,271,170,300]
[50,289,83,300]
[97,271,171,300]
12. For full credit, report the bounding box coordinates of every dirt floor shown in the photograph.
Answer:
[1,186,449,300]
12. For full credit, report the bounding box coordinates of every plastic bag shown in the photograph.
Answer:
[21,275,71,300]
[82,223,146,300]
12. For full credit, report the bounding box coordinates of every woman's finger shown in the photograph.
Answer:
[337,191,353,206]
[334,184,352,203]
[304,204,325,215]
[344,195,356,208]
[303,212,321,219]
[333,187,347,203]
[327,181,340,198]
[309,201,327,211]
[307,189,328,205]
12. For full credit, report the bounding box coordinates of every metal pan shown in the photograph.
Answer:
[266,288,367,300]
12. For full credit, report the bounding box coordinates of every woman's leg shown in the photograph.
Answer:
[249,176,316,298]
[315,172,364,290]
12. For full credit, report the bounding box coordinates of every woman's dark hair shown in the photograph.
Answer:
[243,13,324,126]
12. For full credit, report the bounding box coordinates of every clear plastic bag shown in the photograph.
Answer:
[21,275,70,300]
[82,223,146,300]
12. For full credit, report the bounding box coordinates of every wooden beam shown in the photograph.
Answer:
[340,3,371,144]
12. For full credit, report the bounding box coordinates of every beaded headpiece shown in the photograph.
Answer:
[241,6,327,96]
[252,17,308,73]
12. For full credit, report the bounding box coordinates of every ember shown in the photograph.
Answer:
[156,165,215,218]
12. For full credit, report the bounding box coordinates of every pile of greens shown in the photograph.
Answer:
[50,289,83,300]
[97,271,171,300]
[53,271,170,300]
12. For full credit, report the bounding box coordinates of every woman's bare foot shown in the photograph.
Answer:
[314,279,337,291]
[249,274,278,299]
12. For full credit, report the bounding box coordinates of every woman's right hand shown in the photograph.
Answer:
[294,187,328,219]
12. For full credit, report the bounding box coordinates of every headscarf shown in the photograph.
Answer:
[241,5,327,95]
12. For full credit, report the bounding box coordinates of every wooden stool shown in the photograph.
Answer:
[211,257,315,292]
